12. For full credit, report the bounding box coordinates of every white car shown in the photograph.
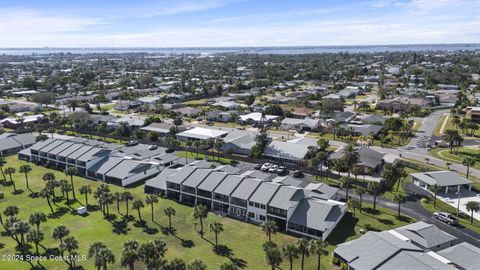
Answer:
[261,163,272,171]
[269,165,279,173]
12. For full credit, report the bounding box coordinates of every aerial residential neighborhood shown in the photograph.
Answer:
[1,1,480,270]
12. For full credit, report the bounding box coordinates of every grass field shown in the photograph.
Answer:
[0,156,414,270]
[430,147,480,170]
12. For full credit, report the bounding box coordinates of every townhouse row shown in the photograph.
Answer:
[145,165,346,240]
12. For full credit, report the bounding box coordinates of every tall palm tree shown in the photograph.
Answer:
[282,243,299,270]
[309,239,328,270]
[466,201,480,224]
[295,238,310,270]
[27,229,44,256]
[13,220,30,246]
[462,158,475,179]
[430,184,441,209]
[393,194,406,218]
[4,167,17,192]
[59,179,72,202]
[132,199,145,221]
[19,165,32,191]
[340,177,353,200]
[145,195,159,221]
[79,185,92,205]
[121,240,139,270]
[113,192,123,214]
[443,129,460,153]
[0,156,7,181]
[88,241,115,270]
[138,240,168,270]
[367,182,381,211]
[188,259,207,270]
[123,191,133,217]
[209,221,224,249]
[39,187,55,214]
[62,236,79,267]
[264,244,282,270]
[65,167,78,200]
[193,205,208,236]
[343,143,359,177]
[52,225,70,247]
[164,206,176,230]
[348,199,362,218]
[28,212,47,233]
[261,220,279,242]
[355,187,366,212]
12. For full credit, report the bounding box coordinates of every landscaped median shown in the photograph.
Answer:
[430,147,480,171]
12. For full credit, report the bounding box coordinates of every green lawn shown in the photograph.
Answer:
[430,147,480,170]
[0,156,415,270]
[433,115,448,137]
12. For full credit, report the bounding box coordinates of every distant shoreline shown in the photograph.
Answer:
[1,44,479,55]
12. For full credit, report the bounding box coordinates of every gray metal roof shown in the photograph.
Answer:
[334,231,422,270]
[165,166,197,184]
[249,181,281,205]
[197,171,228,192]
[410,171,473,187]
[268,185,303,210]
[376,251,457,270]
[105,159,154,180]
[89,157,123,175]
[57,143,84,157]
[47,141,74,155]
[182,169,211,188]
[39,139,66,154]
[0,136,22,151]
[29,138,55,151]
[394,221,457,249]
[65,145,94,159]
[438,242,480,270]
[230,178,263,201]
[77,147,111,162]
[264,141,310,161]
[289,199,346,233]
[213,175,244,196]
[330,145,385,168]
[145,168,178,190]
[10,133,36,146]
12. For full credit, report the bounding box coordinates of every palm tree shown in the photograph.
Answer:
[340,177,353,200]
[209,221,224,249]
[264,244,283,270]
[62,236,79,267]
[145,195,159,221]
[132,199,145,221]
[393,194,406,218]
[59,179,72,202]
[430,184,441,209]
[466,201,480,224]
[13,220,30,246]
[27,229,44,256]
[39,187,55,214]
[88,241,115,270]
[52,225,70,247]
[282,243,299,270]
[113,192,123,214]
[193,205,208,236]
[19,165,32,191]
[219,262,238,270]
[367,182,381,211]
[4,167,17,192]
[295,238,310,270]
[164,206,176,230]
[187,259,207,270]
[309,239,328,270]
[347,199,362,218]
[65,167,77,200]
[42,172,55,182]
[28,212,47,233]
[355,187,366,212]
[443,129,460,153]
[123,191,133,217]
[343,143,359,177]
[462,158,475,179]
[138,240,168,270]
[168,258,187,270]
[79,185,92,205]
[0,156,6,180]
[121,240,139,270]
[261,219,278,242]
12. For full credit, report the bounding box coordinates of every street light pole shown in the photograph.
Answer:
[456,186,461,218]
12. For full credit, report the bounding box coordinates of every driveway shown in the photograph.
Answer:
[439,190,480,221]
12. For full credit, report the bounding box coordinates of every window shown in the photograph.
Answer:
[248,212,255,218]
[254,203,259,208]
[260,204,266,209]
[259,215,266,221]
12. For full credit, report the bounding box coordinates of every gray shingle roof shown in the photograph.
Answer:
[438,242,480,270]
[213,175,244,196]
[264,141,310,161]
[39,140,66,153]
[29,138,55,151]
[376,251,457,270]
[394,221,457,249]
[410,171,473,187]
[145,168,179,190]
[197,171,228,192]
[105,159,154,180]
[249,181,281,205]
[65,145,94,159]
[289,199,346,233]
[57,143,84,157]
[182,169,211,188]
[47,141,74,155]
[330,145,385,168]
[230,178,263,200]
[268,185,303,210]
[166,166,197,184]
[10,133,36,146]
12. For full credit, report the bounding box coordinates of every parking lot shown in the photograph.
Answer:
[439,190,480,221]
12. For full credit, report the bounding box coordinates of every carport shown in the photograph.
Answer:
[411,171,473,194]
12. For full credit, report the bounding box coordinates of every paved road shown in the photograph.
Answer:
[338,183,480,247]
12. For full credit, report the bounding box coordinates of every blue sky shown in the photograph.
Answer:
[1,0,479,47]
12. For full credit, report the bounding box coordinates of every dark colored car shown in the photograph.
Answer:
[126,140,139,146]
[277,166,288,175]
[254,164,262,170]
[293,170,303,178]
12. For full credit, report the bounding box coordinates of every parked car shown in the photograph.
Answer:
[126,140,139,146]
[269,165,279,173]
[277,166,287,175]
[261,163,272,171]
[433,212,458,225]
[165,148,175,153]
[293,170,303,178]
[148,145,158,150]
[254,163,262,170]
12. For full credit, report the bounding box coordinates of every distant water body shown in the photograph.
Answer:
[0,44,479,55]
